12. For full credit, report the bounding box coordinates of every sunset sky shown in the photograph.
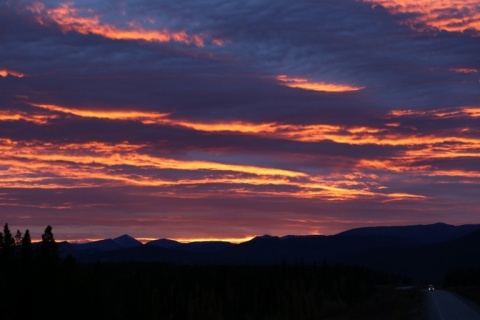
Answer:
[1,0,479,243]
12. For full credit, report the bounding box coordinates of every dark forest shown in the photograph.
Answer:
[0,223,421,320]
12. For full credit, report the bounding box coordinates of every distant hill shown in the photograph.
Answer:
[145,239,233,252]
[145,238,181,249]
[339,227,480,284]
[59,234,143,263]
[58,222,480,283]
[338,222,480,244]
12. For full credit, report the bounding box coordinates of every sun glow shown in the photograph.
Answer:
[173,236,255,244]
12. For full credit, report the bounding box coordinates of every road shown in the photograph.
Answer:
[427,289,480,320]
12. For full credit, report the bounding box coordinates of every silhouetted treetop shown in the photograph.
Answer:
[42,225,55,245]
[2,223,14,249]
[40,225,58,267]
[21,229,32,261]
[22,229,31,247]
[14,230,22,246]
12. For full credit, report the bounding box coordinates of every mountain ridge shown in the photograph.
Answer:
[57,222,480,283]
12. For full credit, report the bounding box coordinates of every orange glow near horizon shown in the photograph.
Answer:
[276,75,364,92]
[172,236,256,244]
[364,0,480,35]
[27,2,220,47]
[53,236,256,244]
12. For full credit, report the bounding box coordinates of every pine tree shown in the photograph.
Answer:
[0,223,14,266]
[40,225,58,267]
[42,225,55,244]
[3,223,14,249]
[21,229,32,262]
[14,229,22,246]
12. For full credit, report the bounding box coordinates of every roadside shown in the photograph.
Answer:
[448,286,480,306]
[327,285,428,320]
[426,288,480,320]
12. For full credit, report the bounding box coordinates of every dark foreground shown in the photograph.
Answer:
[328,286,427,320]
[427,290,480,320]
[0,260,414,320]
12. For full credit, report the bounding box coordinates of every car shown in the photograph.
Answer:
[428,285,435,291]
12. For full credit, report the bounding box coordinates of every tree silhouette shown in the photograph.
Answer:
[22,229,31,248]
[43,224,55,242]
[14,229,22,246]
[1,223,14,257]
[2,223,14,249]
[21,229,32,263]
[40,225,58,267]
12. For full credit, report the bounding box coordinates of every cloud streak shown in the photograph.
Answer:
[364,0,480,35]
[0,69,25,78]
[26,1,220,47]
[276,75,365,93]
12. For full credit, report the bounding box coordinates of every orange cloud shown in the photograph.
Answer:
[29,102,480,149]
[0,137,428,202]
[390,106,480,120]
[276,75,364,92]
[0,110,58,124]
[462,107,480,118]
[21,102,480,203]
[450,68,479,74]
[364,0,480,35]
[31,103,170,123]
[27,2,216,47]
[0,69,25,78]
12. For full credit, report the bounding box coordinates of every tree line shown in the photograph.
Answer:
[0,222,58,268]
[0,222,410,320]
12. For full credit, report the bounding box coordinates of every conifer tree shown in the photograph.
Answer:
[40,225,58,266]
[22,229,31,247]
[3,223,14,249]
[14,229,22,246]
[21,229,32,262]
[42,225,55,245]
[0,223,14,266]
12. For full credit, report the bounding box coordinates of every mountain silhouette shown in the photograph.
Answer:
[338,222,480,244]
[58,222,480,283]
[145,238,181,248]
